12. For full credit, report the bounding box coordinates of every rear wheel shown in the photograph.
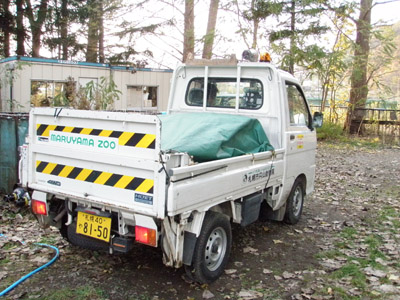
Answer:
[185,211,232,284]
[284,178,305,225]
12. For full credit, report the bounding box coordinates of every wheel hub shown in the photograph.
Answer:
[204,227,227,272]
[292,186,303,216]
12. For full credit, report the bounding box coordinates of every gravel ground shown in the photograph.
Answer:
[1,142,399,300]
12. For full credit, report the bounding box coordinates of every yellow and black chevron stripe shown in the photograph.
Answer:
[36,160,154,194]
[36,124,156,149]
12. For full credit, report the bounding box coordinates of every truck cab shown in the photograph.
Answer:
[168,57,319,213]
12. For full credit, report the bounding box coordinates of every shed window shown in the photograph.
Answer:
[31,80,69,107]
[126,86,158,110]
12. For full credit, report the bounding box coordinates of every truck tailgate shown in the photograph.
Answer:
[28,108,166,218]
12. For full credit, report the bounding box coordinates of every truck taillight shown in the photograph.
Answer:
[32,200,47,215]
[135,226,157,247]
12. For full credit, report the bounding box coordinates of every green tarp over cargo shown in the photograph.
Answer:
[159,113,274,162]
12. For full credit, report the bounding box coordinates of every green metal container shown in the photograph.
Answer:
[0,113,29,193]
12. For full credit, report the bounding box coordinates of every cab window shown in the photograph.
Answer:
[286,83,310,127]
[186,78,263,110]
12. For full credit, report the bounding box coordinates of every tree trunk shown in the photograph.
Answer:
[60,0,69,60]
[31,30,41,57]
[1,0,13,57]
[250,0,259,49]
[16,0,25,56]
[183,0,195,62]
[202,0,219,59]
[25,0,48,57]
[98,0,105,63]
[86,0,100,62]
[345,0,372,134]
[252,18,259,50]
[288,0,295,75]
[320,81,329,112]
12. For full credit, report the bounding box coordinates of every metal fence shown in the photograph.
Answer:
[0,113,29,193]
[310,105,400,142]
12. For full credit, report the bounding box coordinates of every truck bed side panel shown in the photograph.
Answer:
[167,150,284,215]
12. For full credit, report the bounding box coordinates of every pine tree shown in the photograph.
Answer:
[25,0,49,57]
[269,0,328,74]
[0,0,13,57]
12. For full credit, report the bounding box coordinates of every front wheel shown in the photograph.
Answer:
[284,178,305,225]
[185,211,232,284]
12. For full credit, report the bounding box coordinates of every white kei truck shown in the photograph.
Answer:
[20,54,323,284]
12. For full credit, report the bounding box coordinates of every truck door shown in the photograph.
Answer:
[284,82,316,195]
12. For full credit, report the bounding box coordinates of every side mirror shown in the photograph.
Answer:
[312,112,323,128]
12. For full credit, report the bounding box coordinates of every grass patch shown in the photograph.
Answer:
[331,263,367,289]
[315,249,343,260]
[391,219,400,230]
[344,137,383,149]
[2,242,18,250]
[334,240,353,249]
[41,285,106,300]
[0,258,11,265]
[318,135,384,150]
[2,211,17,219]
[365,234,382,249]
[39,236,57,245]
[316,122,384,148]
[378,207,399,220]
[376,206,400,233]
[330,286,360,300]
[340,227,358,239]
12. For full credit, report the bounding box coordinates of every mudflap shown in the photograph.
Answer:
[67,221,109,251]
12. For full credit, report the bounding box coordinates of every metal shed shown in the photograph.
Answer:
[0,56,173,113]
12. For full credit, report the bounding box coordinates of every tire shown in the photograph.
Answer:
[284,178,305,225]
[185,211,232,284]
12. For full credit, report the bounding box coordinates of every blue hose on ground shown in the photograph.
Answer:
[0,235,59,297]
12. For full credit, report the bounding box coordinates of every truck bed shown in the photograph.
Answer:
[28,108,284,220]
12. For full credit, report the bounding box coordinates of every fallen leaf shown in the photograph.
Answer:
[377,284,399,293]
[243,247,258,254]
[237,290,263,299]
[282,271,295,279]
[202,289,215,299]
[0,271,7,280]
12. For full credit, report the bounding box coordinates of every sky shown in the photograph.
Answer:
[373,0,400,24]
[125,0,400,70]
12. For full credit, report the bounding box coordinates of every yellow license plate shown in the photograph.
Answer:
[76,211,112,242]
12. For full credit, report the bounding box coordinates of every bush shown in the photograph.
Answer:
[317,122,344,141]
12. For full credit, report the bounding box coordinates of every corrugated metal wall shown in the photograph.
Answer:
[0,113,28,193]
[0,57,173,113]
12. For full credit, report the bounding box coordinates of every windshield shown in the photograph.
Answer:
[185,78,263,110]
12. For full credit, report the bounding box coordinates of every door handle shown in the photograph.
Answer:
[290,134,295,140]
